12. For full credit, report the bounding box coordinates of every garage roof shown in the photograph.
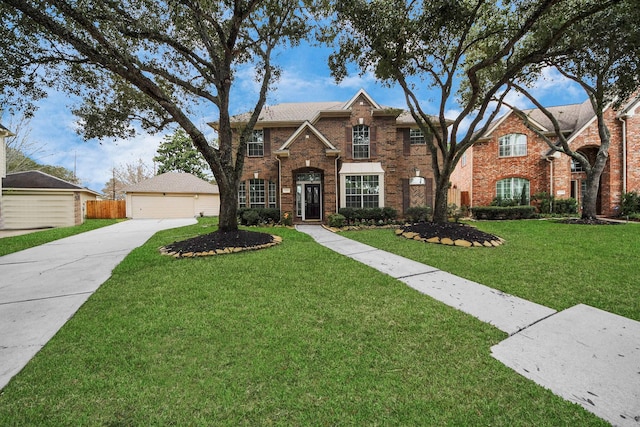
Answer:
[124,172,219,194]
[3,170,100,195]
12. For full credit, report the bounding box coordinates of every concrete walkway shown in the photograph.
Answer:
[0,218,196,390]
[297,225,640,427]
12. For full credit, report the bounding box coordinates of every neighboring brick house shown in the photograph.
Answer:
[215,89,439,224]
[451,95,640,216]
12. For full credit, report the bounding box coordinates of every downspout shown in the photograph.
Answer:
[276,156,282,214]
[619,115,627,193]
[546,156,553,213]
[335,154,341,213]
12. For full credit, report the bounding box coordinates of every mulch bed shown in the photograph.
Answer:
[161,230,280,258]
[398,222,504,247]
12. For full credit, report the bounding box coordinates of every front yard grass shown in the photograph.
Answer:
[0,218,615,425]
[345,219,640,322]
[0,219,120,256]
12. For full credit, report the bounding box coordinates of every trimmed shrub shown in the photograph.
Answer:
[382,206,398,221]
[328,213,346,228]
[238,207,281,225]
[620,191,640,216]
[533,192,577,215]
[338,208,357,224]
[404,206,431,223]
[554,198,578,215]
[472,205,536,220]
[241,209,260,226]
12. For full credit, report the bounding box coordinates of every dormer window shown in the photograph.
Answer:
[247,130,264,157]
[499,133,527,157]
[352,125,370,159]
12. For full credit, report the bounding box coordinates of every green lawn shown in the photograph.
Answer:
[0,219,120,256]
[344,219,640,322]
[0,218,617,426]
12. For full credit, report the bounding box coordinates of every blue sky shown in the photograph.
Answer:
[2,41,586,193]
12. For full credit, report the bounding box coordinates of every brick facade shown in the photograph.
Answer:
[452,98,640,216]
[232,90,437,224]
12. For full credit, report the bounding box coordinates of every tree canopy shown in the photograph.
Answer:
[327,0,621,222]
[153,129,212,181]
[0,0,319,231]
[510,0,640,219]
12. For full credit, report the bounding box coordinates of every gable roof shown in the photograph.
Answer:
[123,172,219,194]
[209,89,441,129]
[481,98,596,141]
[277,121,338,151]
[2,170,99,195]
[0,124,14,137]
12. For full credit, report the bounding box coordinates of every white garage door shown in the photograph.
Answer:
[2,192,75,229]
[130,195,195,219]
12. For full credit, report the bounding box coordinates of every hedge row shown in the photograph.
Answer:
[237,208,281,226]
[471,206,536,220]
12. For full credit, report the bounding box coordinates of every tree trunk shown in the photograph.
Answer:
[432,176,450,223]
[217,182,239,232]
[581,171,601,220]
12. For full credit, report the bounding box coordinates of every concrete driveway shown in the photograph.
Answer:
[0,218,196,390]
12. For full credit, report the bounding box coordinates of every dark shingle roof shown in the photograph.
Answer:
[3,170,85,190]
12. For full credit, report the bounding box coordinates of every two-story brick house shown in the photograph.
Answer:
[215,89,439,224]
[451,95,640,216]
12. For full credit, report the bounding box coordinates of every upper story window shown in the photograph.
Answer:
[247,130,264,157]
[410,128,426,144]
[571,158,585,172]
[499,133,527,157]
[352,125,370,159]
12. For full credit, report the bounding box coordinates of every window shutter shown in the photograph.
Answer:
[403,129,411,155]
[425,178,434,209]
[402,178,410,214]
[370,127,377,158]
[263,129,271,155]
[345,126,353,159]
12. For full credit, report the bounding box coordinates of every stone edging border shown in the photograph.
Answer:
[160,235,283,258]
[394,228,505,247]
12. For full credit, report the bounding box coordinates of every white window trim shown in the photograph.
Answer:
[339,163,385,208]
[499,133,527,157]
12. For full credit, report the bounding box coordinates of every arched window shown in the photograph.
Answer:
[496,178,530,204]
[499,133,527,157]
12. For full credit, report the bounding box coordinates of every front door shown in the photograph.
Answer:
[304,184,321,220]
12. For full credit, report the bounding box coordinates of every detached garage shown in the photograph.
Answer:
[124,172,219,219]
[1,170,100,229]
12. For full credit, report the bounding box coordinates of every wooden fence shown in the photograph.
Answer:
[86,200,126,219]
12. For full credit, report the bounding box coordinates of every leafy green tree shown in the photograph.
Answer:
[153,129,211,181]
[0,0,317,231]
[509,0,640,220]
[326,0,620,222]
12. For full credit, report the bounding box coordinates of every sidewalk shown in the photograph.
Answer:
[297,225,640,427]
[0,218,196,390]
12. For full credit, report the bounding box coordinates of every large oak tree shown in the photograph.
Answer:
[0,0,316,231]
[509,0,640,219]
[326,0,621,222]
